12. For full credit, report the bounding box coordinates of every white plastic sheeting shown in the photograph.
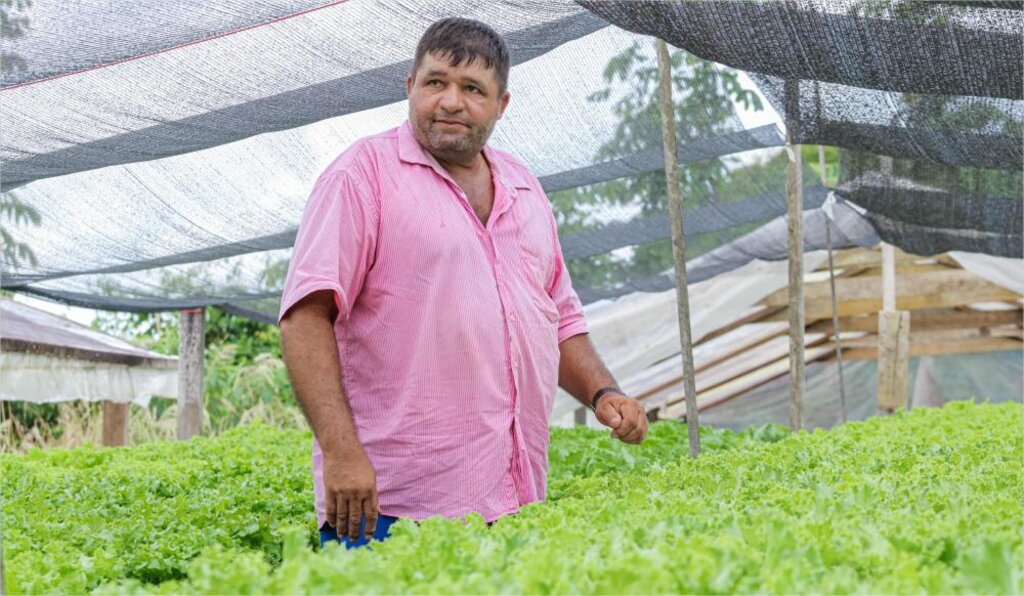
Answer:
[551,248,1023,429]
[698,351,1023,431]
[950,251,1024,296]
[0,298,177,404]
[550,252,830,427]
[0,352,176,406]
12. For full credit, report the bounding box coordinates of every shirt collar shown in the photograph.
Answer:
[398,120,533,193]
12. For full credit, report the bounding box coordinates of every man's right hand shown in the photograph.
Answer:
[281,290,381,544]
[323,447,380,543]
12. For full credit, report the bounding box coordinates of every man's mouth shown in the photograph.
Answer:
[434,118,469,128]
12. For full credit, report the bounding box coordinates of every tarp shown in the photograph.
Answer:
[552,247,1024,428]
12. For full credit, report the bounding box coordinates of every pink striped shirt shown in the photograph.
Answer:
[278,121,588,525]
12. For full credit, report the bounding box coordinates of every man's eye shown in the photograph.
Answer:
[467,85,481,94]
[427,80,443,87]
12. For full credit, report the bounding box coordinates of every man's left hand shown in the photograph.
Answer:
[594,394,648,444]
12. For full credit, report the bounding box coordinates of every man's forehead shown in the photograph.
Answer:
[417,51,498,80]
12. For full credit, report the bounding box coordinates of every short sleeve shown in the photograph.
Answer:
[277,170,379,326]
[542,195,589,344]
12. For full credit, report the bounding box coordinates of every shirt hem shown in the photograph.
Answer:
[278,280,346,325]
[557,319,589,344]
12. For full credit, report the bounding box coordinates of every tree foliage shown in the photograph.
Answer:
[548,41,763,289]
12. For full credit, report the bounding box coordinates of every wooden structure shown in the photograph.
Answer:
[655,38,700,458]
[783,80,805,431]
[626,247,1023,419]
[0,298,178,446]
[176,308,205,440]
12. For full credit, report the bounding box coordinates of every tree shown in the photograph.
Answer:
[548,40,762,289]
[1,0,32,78]
[0,192,40,268]
[839,91,1023,198]
[1,1,40,269]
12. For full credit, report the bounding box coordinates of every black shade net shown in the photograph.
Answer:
[1,0,1020,324]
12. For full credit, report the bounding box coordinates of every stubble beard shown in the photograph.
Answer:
[413,115,495,164]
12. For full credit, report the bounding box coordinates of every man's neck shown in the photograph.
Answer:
[435,151,488,179]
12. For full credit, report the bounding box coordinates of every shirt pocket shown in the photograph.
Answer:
[511,199,558,325]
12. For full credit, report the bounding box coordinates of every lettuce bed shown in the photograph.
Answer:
[2,402,1021,594]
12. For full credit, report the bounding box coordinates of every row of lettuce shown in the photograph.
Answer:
[2,402,1021,593]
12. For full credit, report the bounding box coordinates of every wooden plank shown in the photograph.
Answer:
[102,401,129,447]
[877,311,911,413]
[839,327,1024,350]
[849,263,955,277]
[763,287,1020,323]
[809,308,1023,335]
[841,327,1023,349]
[176,308,205,441]
[920,326,1024,341]
[918,327,1024,340]
[816,248,921,271]
[762,269,1012,308]
[637,335,787,406]
[656,38,700,458]
[934,254,963,268]
[693,324,789,375]
[694,305,783,346]
[662,345,836,418]
[825,337,1022,361]
[699,333,830,396]
[654,333,830,413]
[633,325,788,405]
[697,336,792,393]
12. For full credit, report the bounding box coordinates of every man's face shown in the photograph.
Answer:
[406,51,510,164]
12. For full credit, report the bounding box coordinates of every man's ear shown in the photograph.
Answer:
[496,89,511,119]
[406,73,414,97]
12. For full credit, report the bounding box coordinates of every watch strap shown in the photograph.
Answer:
[590,386,623,411]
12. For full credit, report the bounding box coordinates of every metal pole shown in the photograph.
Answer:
[785,80,805,431]
[655,38,700,458]
[820,145,848,423]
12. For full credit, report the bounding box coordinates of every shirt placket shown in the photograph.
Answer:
[486,184,536,507]
[444,171,533,510]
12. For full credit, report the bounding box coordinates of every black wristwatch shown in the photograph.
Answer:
[590,386,623,412]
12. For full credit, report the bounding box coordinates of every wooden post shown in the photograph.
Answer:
[656,38,700,458]
[176,308,205,440]
[882,244,897,311]
[102,401,129,447]
[876,156,911,414]
[574,406,587,427]
[785,79,805,431]
[877,310,911,413]
[820,145,848,424]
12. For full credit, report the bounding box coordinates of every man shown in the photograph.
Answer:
[278,18,648,549]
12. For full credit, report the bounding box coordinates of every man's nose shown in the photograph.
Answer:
[438,85,464,113]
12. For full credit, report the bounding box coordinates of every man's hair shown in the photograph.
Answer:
[413,18,511,92]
